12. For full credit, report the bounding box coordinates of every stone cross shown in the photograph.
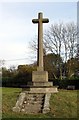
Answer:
[32,12,49,71]
[13,13,58,114]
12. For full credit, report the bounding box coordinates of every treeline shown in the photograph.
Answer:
[2,53,79,89]
[2,64,36,87]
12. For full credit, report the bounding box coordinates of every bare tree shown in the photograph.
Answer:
[65,23,77,59]
[44,23,65,79]
[44,22,77,61]
[0,60,5,68]
[30,22,77,79]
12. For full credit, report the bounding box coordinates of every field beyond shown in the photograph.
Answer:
[1,87,78,119]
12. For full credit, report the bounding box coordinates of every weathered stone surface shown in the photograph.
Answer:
[13,92,26,112]
[23,87,58,94]
[32,12,49,70]
[43,93,51,113]
[13,93,45,114]
[27,81,53,87]
[32,71,48,82]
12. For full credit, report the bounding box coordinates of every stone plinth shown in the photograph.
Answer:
[32,71,48,82]
[22,87,58,94]
[27,81,53,87]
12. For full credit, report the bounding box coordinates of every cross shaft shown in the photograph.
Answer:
[32,12,49,71]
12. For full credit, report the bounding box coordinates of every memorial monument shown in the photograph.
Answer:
[13,12,58,114]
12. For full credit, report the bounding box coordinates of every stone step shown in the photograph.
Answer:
[13,92,45,114]
[24,97,44,102]
[24,93,45,101]
[22,93,44,113]
[21,108,42,114]
[23,102,43,107]
[21,103,42,113]
[25,93,44,98]
[24,104,42,108]
[23,101,43,104]
[24,101,43,105]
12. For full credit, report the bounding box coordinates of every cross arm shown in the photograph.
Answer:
[32,19,39,23]
[42,18,49,23]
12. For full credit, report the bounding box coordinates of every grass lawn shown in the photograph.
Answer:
[1,87,78,119]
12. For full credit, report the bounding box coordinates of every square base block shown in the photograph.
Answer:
[32,71,48,82]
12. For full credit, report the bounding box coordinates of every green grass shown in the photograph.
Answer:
[50,90,78,118]
[1,87,78,119]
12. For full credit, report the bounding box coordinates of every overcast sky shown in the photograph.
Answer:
[0,2,77,68]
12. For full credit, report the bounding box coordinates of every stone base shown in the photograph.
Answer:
[13,87,58,114]
[27,81,53,87]
[32,71,48,82]
[22,87,58,93]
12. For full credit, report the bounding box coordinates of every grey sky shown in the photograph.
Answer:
[0,2,77,68]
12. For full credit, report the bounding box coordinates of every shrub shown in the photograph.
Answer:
[49,78,79,89]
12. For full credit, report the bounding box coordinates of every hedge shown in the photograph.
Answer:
[49,79,79,89]
[2,77,79,89]
[2,77,30,88]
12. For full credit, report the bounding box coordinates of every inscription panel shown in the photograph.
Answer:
[32,71,48,82]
